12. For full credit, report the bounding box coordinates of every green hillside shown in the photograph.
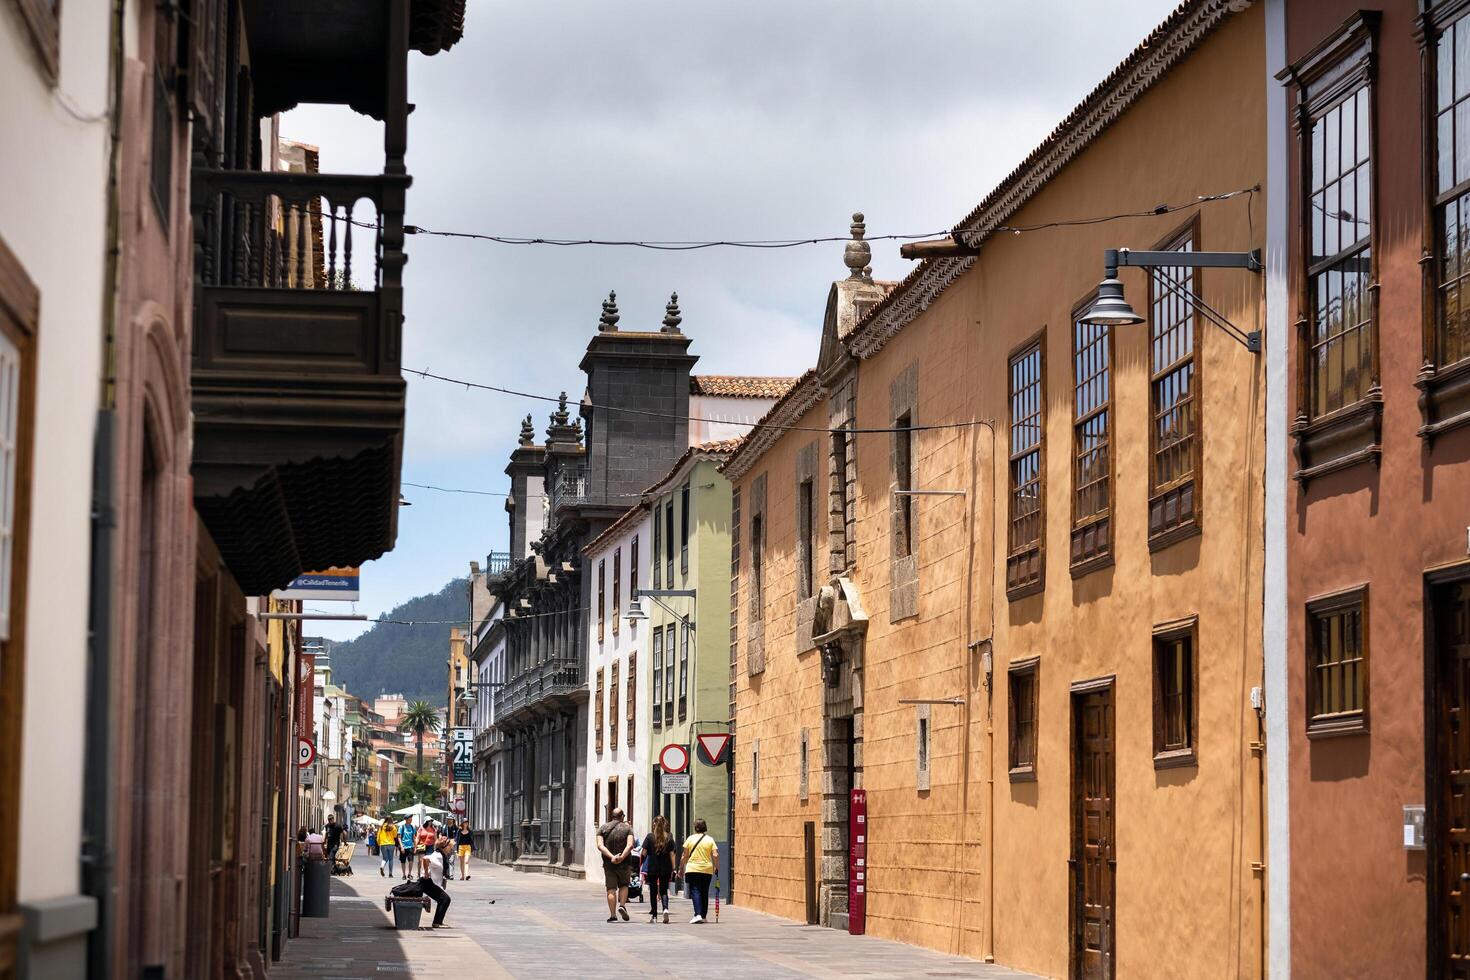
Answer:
[328,577,469,705]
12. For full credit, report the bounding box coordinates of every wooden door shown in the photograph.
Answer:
[1072,685,1114,980]
[1436,580,1470,978]
[803,821,818,925]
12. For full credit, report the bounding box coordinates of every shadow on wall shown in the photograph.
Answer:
[1308,733,1370,782]
[1296,460,1379,534]
[1422,426,1470,503]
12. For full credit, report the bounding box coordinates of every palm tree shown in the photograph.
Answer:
[400,700,441,772]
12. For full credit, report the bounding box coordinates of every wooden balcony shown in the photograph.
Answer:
[190,167,409,594]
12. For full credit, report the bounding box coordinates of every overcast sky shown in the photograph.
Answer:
[285,0,1181,640]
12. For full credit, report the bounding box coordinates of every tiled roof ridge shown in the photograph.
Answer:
[689,375,799,398]
[584,501,649,557]
[846,0,1242,359]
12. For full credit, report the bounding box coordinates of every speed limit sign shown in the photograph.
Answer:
[297,737,316,768]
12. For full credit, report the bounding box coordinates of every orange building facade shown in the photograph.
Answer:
[726,4,1268,977]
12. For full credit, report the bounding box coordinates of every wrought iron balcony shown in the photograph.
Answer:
[190,167,409,594]
[485,551,512,576]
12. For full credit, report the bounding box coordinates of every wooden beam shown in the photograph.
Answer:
[899,237,982,260]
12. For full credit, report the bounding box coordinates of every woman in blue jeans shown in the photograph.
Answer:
[679,818,719,924]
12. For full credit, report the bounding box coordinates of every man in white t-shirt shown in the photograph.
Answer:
[418,837,452,927]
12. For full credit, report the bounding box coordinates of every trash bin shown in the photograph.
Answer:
[302,859,330,918]
[390,898,427,929]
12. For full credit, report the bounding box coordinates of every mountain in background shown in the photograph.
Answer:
[328,577,469,705]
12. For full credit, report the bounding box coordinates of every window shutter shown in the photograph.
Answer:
[184,0,223,137]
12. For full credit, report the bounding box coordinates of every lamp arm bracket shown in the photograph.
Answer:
[1113,248,1262,273]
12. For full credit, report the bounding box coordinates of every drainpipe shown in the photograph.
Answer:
[81,0,127,975]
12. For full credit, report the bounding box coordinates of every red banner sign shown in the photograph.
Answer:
[849,788,867,935]
[297,646,315,741]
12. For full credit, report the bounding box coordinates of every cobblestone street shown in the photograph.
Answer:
[274,853,1041,979]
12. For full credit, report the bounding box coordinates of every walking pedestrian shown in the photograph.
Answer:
[324,814,344,870]
[377,818,399,877]
[416,819,438,878]
[417,836,453,928]
[398,820,417,880]
[679,818,718,924]
[596,806,634,923]
[640,814,675,924]
[456,821,474,880]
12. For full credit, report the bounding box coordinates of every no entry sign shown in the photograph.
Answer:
[659,743,690,774]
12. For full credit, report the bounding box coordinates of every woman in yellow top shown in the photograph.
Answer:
[376,819,400,878]
[679,818,719,924]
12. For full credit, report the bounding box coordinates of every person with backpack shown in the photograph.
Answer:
[640,814,675,924]
[679,819,719,924]
[377,818,399,877]
[398,820,417,881]
[596,806,634,923]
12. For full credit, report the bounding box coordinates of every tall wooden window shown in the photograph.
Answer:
[894,413,915,558]
[597,559,605,642]
[626,775,633,827]
[797,477,815,599]
[665,498,675,586]
[1007,340,1044,598]
[630,534,639,607]
[750,514,764,620]
[1148,232,1201,547]
[1152,622,1197,767]
[595,668,605,754]
[1307,87,1375,418]
[1306,586,1369,736]
[1071,302,1111,571]
[652,630,663,728]
[663,623,676,722]
[680,482,690,577]
[678,622,689,720]
[607,777,618,819]
[626,652,636,745]
[1436,14,1470,369]
[609,661,620,747]
[653,504,662,589]
[1008,658,1039,780]
[612,548,621,636]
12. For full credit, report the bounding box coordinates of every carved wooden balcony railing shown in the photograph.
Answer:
[190,168,411,595]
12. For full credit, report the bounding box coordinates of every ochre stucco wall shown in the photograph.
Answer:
[1282,2,1470,975]
[735,7,1267,977]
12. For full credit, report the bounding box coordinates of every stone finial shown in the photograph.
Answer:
[843,212,871,279]
[554,391,569,424]
[518,414,535,446]
[662,291,683,333]
[598,290,621,331]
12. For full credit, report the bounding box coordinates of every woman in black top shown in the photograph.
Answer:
[641,814,675,924]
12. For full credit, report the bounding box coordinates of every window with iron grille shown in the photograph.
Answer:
[1007,340,1044,598]
[830,426,852,572]
[1307,87,1375,418]
[1008,658,1039,780]
[1306,586,1369,736]
[894,414,914,558]
[1152,623,1197,767]
[1148,232,1201,545]
[652,631,663,729]
[750,514,764,621]
[1071,302,1111,572]
[797,477,814,600]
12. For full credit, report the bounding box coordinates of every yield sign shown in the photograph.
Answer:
[696,733,731,767]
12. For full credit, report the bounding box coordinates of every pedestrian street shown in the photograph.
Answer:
[274,851,1041,979]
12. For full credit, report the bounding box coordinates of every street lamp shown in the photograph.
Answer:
[1079,246,1264,352]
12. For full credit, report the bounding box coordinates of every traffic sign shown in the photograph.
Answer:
[659,743,690,774]
[662,772,691,794]
[696,733,731,766]
[452,795,467,814]
[297,737,316,768]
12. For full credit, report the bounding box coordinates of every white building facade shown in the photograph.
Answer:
[584,504,652,862]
